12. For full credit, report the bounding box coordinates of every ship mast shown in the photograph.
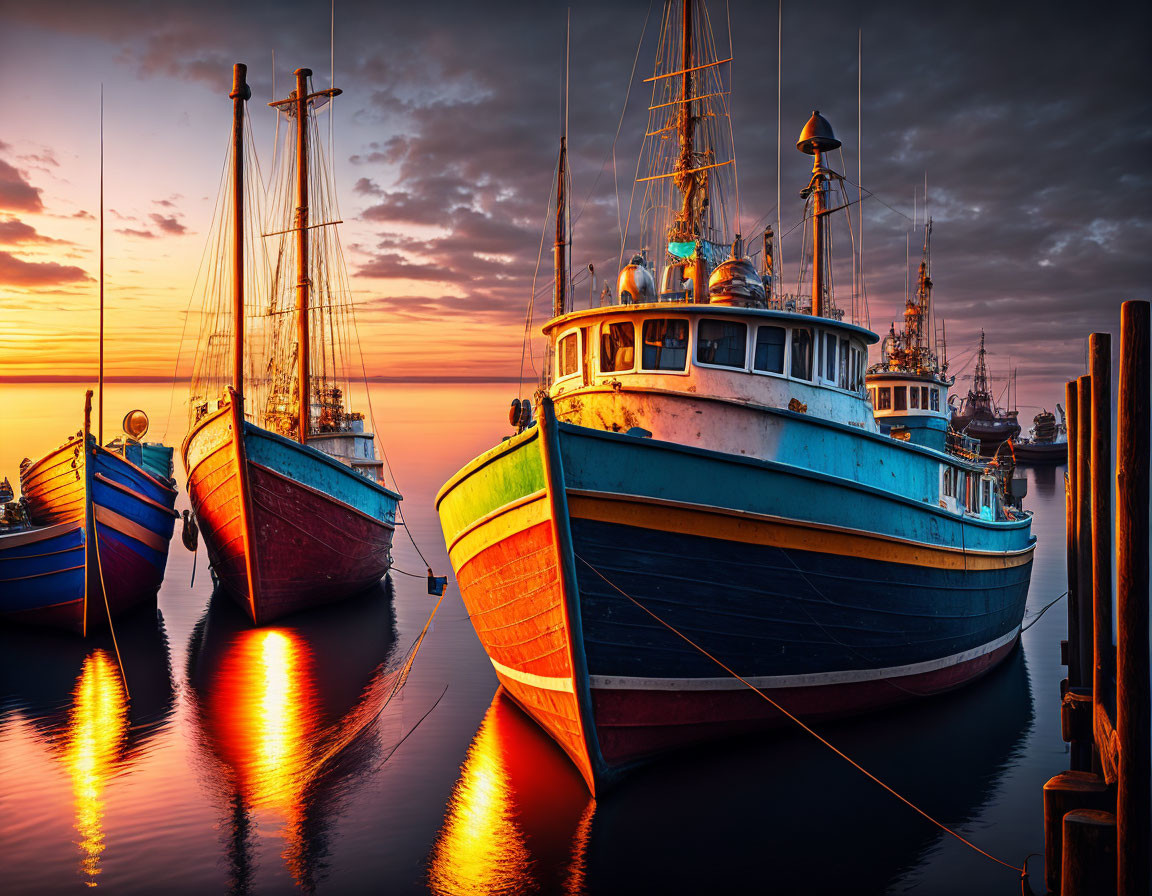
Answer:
[270,68,341,444]
[553,18,569,320]
[672,0,700,301]
[797,111,841,320]
[230,64,250,408]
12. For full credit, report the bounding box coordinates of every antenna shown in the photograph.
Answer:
[776,0,782,294]
[98,84,104,444]
[329,0,335,170]
[857,28,861,306]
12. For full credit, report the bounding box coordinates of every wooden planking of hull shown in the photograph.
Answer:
[182,392,400,626]
[3,430,178,634]
[1012,441,1068,465]
[439,401,1035,794]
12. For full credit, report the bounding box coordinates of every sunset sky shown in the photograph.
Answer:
[0,0,1148,413]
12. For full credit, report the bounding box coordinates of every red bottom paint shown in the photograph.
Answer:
[591,637,1019,766]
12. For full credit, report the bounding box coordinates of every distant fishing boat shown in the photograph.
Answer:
[182,64,399,626]
[1013,406,1067,464]
[0,105,178,634]
[866,221,957,450]
[950,331,1021,455]
[437,0,1035,793]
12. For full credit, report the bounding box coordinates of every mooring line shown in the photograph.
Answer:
[1021,591,1067,633]
[574,553,1028,881]
[91,506,130,701]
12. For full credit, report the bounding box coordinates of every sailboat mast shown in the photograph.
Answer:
[295,67,311,445]
[98,85,104,444]
[230,64,251,407]
[553,21,568,320]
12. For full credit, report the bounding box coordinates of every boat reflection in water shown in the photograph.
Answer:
[429,646,1033,894]
[427,687,594,896]
[185,585,399,893]
[0,608,175,887]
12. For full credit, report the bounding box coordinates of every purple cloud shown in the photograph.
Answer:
[0,250,88,286]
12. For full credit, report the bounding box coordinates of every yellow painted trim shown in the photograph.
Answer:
[566,490,1035,571]
[448,490,549,569]
[94,504,168,553]
[490,657,575,693]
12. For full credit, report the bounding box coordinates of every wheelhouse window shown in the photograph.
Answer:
[697,319,747,368]
[921,386,930,409]
[791,328,813,380]
[557,330,580,379]
[910,385,920,409]
[877,387,891,410]
[641,318,689,371]
[824,333,837,381]
[753,325,787,374]
[837,339,850,389]
[894,386,907,411]
[600,321,635,373]
[930,388,940,411]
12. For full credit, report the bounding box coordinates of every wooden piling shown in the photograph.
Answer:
[1089,334,1115,783]
[1042,770,1113,894]
[1064,378,1079,679]
[1075,375,1094,698]
[1061,809,1117,896]
[1116,300,1150,896]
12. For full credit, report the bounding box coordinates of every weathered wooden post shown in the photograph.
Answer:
[1061,809,1118,896]
[1089,334,1113,777]
[1115,300,1150,896]
[1043,770,1112,893]
[1075,375,1094,695]
[1064,378,1079,680]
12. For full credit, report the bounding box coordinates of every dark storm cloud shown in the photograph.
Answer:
[0,250,88,286]
[8,0,1149,391]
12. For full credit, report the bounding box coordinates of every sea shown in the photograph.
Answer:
[0,381,1073,895]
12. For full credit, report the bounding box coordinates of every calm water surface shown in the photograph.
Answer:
[0,382,1072,894]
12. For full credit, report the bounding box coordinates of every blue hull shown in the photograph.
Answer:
[0,437,178,633]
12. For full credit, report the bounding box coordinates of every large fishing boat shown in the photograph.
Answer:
[182,65,400,626]
[950,331,1021,454]
[437,0,1035,793]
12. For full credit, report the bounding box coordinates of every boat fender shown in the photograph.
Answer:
[181,509,199,552]
[509,398,534,432]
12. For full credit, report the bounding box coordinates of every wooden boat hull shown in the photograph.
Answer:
[0,435,178,634]
[950,413,1021,455]
[182,397,400,625]
[1012,440,1067,464]
[438,403,1035,793]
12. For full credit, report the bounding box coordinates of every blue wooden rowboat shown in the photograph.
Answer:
[0,393,178,634]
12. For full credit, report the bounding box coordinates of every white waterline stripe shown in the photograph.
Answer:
[490,657,575,693]
[588,626,1020,691]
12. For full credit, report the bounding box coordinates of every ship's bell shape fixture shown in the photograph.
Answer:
[796,110,841,155]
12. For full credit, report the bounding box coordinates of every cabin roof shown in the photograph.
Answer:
[542,302,880,344]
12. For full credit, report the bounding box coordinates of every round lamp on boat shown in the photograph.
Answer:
[122,409,150,441]
[796,110,841,155]
[617,256,656,304]
[708,257,765,307]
